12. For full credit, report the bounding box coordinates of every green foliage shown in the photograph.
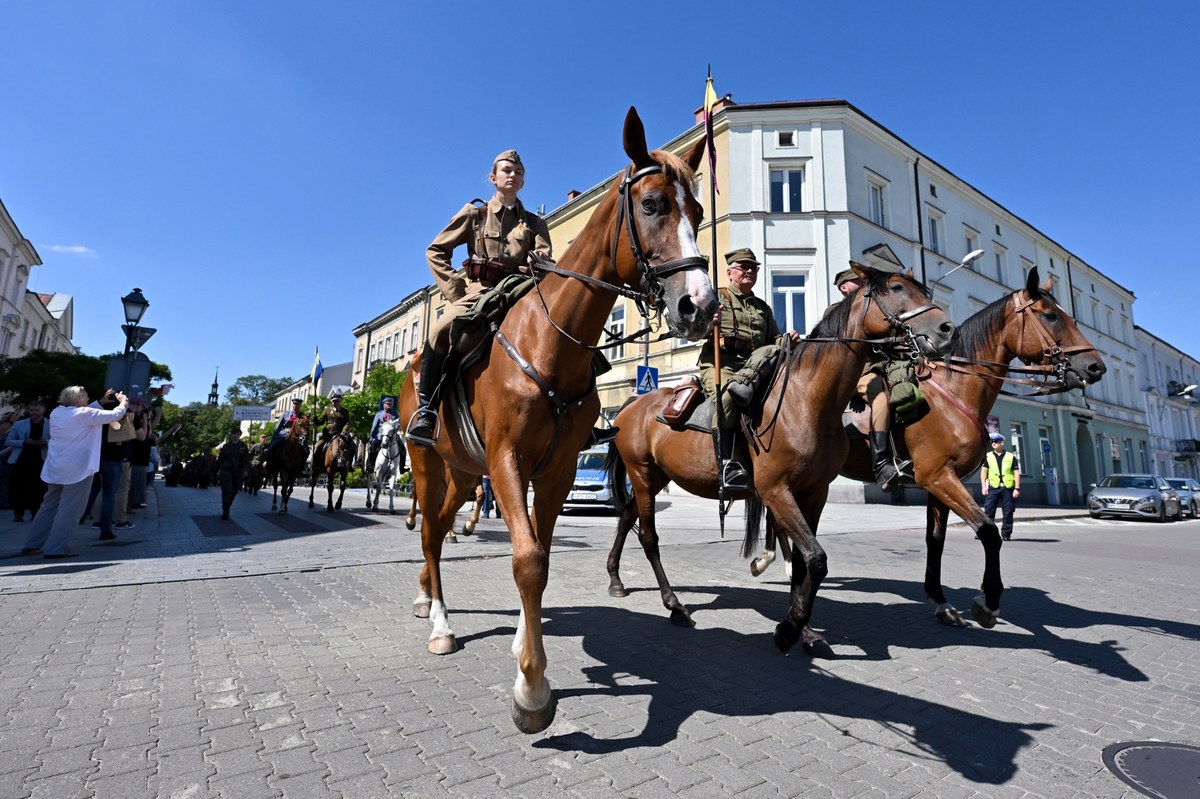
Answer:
[0,349,172,405]
[157,401,233,461]
[340,362,409,439]
[225,374,294,405]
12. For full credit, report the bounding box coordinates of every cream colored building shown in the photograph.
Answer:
[1,196,75,357]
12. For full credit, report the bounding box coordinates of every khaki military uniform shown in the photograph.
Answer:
[318,406,350,440]
[698,286,783,428]
[426,196,552,352]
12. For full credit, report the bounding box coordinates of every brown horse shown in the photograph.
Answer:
[400,107,718,734]
[605,265,957,651]
[828,266,1106,627]
[268,417,309,514]
[308,432,357,512]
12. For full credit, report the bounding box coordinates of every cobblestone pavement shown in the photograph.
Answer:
[0,481,1196,798]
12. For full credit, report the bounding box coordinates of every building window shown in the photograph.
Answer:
[927,209,944,255]
[770,272,807,334]
[769,167,804,213]
[608,306,626,360]
[1139,440,1150,472]
[369,343,377,362]
[868,175,888,228]
[964,227,980,268]
[1123,438,1135,471]
[410,320,420,351]
[400,328,408,356]
[993,243,1007,283]
[356,347,363,371]
[384,337,393,360]
[777,130,795,147]
[1038,426,1053,474]
[1010,422,1026,467]
[1095,433,1107,478]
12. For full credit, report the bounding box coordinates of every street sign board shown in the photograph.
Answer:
[233,405,274,422]
[104,352,151,396]
[636,365,658,395]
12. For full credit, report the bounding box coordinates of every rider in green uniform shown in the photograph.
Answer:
[314,393,351,470]
[698,247,799,489]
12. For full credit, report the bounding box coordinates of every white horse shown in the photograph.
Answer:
[366,418,405,514]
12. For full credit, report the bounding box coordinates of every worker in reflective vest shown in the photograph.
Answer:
[980,432,1021,540]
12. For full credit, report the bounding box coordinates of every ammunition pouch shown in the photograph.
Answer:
[449,273,536,353]
[463,257,515,285]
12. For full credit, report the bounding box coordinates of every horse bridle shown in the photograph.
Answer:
[529,163,709,352]
[937,291,1098,395]
[856,276,942,357]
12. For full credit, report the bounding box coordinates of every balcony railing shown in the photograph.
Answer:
[1176,439,1200,453]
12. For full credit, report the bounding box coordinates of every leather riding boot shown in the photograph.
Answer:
[870,430,913,491]
[718,430,750,491]
[366,440,379,472]
[407,345,446,447]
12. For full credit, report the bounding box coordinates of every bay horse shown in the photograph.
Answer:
[365,417,405,514]
[400,107,718,733]
[830,266,1106,627]
[268,417,309,514]
[308,431,357,511]
[605,265,956,650]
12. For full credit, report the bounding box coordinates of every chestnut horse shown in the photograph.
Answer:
[830,266,1106,626]
[268,417,309,514]
[308,432,357,511]
[400,107,718,733]
[605,265,957,652]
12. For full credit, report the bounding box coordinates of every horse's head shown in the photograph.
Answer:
[613,107,717,341]
[1007,267,1107,390]
[851,263,956,356]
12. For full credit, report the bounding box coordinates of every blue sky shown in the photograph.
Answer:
[4,2,1197,404]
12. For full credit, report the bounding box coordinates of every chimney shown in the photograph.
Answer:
[694,93,735,124]
[567,189,581,202]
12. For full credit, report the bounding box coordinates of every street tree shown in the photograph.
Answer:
[0,349,172,406]
[157,401,233,462]
[225,374,294,405]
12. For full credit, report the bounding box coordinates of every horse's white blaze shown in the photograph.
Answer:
[511,608,526,659]
[428,600,452,640]
[673,182,717,309]
[513,672,550,712]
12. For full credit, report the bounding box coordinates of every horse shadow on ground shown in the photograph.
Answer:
[657,572,1192,683]
[523,600,1050,785]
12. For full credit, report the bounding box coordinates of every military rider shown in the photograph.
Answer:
[263,398,308,471]
[407,149,552,447]
[699,247,800,490]
[831,264,912,491]
[366,396,397,472]
[313,392,351,469]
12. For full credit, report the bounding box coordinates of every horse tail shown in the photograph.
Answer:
[605,443,638,533]
[741,492,765,559]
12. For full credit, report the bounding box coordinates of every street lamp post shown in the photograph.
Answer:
[106,288,155,394]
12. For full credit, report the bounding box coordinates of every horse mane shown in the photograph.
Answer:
[789,269,928,367]
[648,148,696,185]
[951,292,1012,358]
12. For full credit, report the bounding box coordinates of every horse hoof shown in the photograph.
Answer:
[669,608,696,628]
[446,535,458,544]
[307,501,314,508]
[970,595,1000,629]
[405,519,415,530]
[607,584,627,598]
[413,600,431,619]
[773,622,799,654]
[461,525,474,536]
[428,635,458,655]
[935,604,968,627]
[511,694,557,735]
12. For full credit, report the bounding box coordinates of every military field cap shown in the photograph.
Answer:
[725,247,760,267]
[291,398,303,404]
[834,268,862,287]
[989,432,1005,442]
[493,149,522,166]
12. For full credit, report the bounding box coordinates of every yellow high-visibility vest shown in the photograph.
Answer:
[985,451,1017,489]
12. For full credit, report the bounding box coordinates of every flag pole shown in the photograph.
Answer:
[704,67,730,528]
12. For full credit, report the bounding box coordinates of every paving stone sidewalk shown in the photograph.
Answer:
[0,481,1192,798]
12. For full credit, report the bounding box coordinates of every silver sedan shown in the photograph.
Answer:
[1088,473,1182,522]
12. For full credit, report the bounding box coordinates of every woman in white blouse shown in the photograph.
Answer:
[22,386,128,559]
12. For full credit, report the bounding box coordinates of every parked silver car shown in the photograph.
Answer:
[1088,473,1182,522]
[1165,478,1200,518]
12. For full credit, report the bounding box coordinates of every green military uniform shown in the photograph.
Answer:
[318,405,350,440]
[248,442,266,468]
[217,435,250,519]
[698,285,783,429]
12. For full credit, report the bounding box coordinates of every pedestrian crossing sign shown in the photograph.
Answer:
[636,365,658,394]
